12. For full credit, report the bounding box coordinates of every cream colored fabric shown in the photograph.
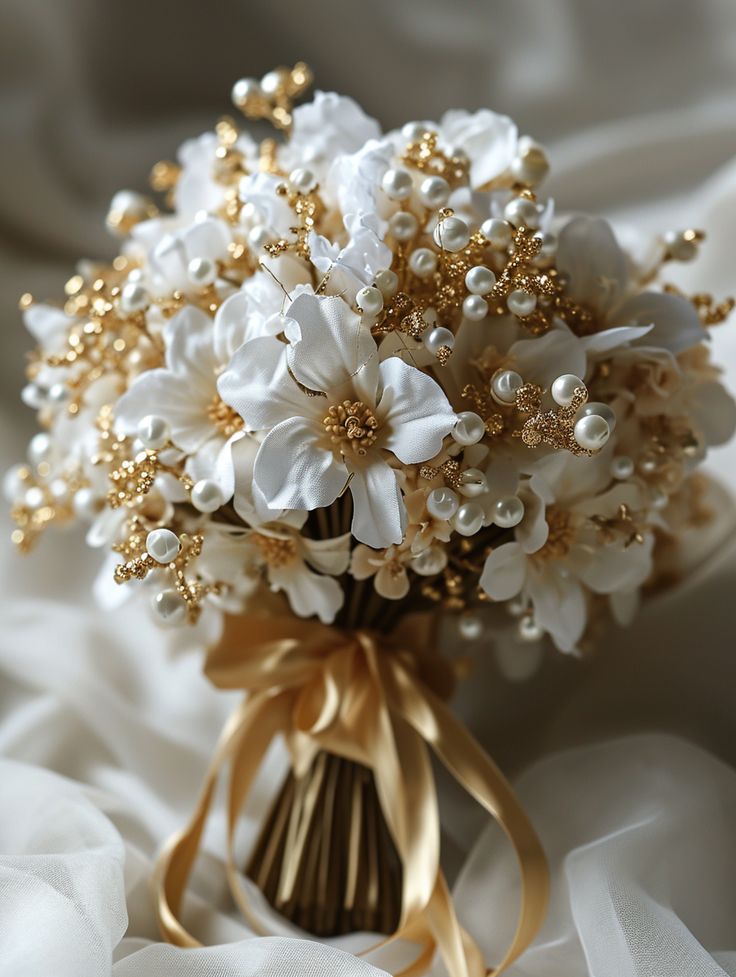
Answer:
[2,2,736,974]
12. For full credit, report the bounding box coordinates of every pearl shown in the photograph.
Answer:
[481,218,513,250]
[21,383,44,409]
[389,211,418,242]
[137,415,170,450]
[49,478,67,501]
[120,281,149,313]
[231,77,261,106]
[355,285,384,316]
[191,479,225,513]
[580,401,616,433]
[639,454,658,475]
[260,70,283,95]
[152,589,188,627]
[551,374,585,407]
[493,495,525,528]
[410,545,447,576]
[146,528,181,565]
[504,197,541,229]
[408,247,437,278]
[73,487,100,520]
[574,414,610,451]
[507,289,537,317]
[465,265,496,295]
[402,121,432,141]
[452,501,485,537]
[374,269,399,297]
[462,294,489,321]
[248,225,273,250]
[381,168,413,201]
[187,257,217,287]
[610,455,634,480]
[28,432,52,466]
[423,326,455,356]
[433,216,470,252]
[418,176,450,208]
[510,146,549,186]
[452,411,486,446]
[47,382,68,405]
[24,486,45,509]
[458,612,484,640]
[288,167,317,194]
[458,468,488,498]
[507,596,527,617]
[537,231,558,257]
[664,230,698,262]
[518,615,544,642]
[490,369,523,405]
[427,487,459,521]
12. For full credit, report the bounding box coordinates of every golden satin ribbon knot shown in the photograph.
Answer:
[153,613,549,977]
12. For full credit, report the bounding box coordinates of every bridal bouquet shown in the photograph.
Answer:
[7,64,735,976]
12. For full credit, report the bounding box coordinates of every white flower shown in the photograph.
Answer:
[218,293,457,548]
[350,543,412,600]
[438,108,518,188]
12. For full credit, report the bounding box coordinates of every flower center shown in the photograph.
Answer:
[252,533,298,568]
[535,506,576,560]
[323,400,378,457]
[208,394,245,437]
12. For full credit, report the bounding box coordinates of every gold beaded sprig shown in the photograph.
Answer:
[231,63,313,133]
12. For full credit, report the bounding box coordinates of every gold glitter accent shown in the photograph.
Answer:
[401,130,470,188]
[590,504,645,548]
[663,283,735,327]
[253,533,299,568]
[535,507,576,559]
[264,180,324,261]
[419,459,463,489]
[208,395,245,437]
[232,62,313,133]
[324,401,378,457]
[514,382,594,456]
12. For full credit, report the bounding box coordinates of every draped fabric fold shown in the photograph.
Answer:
[153,614,549,977]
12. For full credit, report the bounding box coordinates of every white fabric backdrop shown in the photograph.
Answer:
[2,2,736,975]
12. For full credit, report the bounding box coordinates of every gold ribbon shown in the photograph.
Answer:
[153,613,549,977]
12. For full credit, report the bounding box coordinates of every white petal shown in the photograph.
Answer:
[181,216,231,263]
[516,483,549,554]
[301,533,351,575]
[286,293,379,403]
[375,564,410,600]
[217,336,314,431]
[479,542,527,601]
[269,562,344,624]
[440,108,517,188]
[115,370,212,452]
[612,292,706,354]
[571,534,654,595]
[557,216,628,314]
[349,461,406,548]
[378,357,456,464]
[254,417,347,511]
[213,291,252,365]
[581,324,653,356]
[689,380,736,447]
[164,306,218,384]
[510,320,586,391]
[526,565,586,653]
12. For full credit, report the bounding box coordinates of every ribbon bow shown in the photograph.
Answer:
[154,613,549,977]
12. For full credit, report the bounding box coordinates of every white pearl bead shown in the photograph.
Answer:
[481,218,513,249]
[120,281,149,313]
[507,289,537,317]
[493,495,525,528]
[427,487,459,521]
[551,374,585,407]
[433,216,470,253]
[504,197,540,229]
[580,401,616,433]
[381,168,413,201]
[410,545,447,576]
[507,595,527,617]
[462,295,489,321]
[518,615,544,642]
[458,468,488,498]
[260,70,282,95]
[47,382,68,405]
[191,478,225,513]
[458,612,484,640]
[402,121,430,141]
[137,415,170,450]
[248,225,272,250]
[374,269,399,297]
[452,501,485,536]
[28,432,52,466]
[452,411,485,446]
[610,455,634,480]
[510,146,549,186]
[49,478,67,501]
[231,77,260,105]
[355,285,384,316]
[574,414,610,451]
[146,528,181,565]
[73,487,100,520]
[664,230,697,262]
[188,256,216,286]
[639,455,658,474]
[418,176,450,208]
[465,265,496,295]
[24,486,45,509]
[389,211,418,242]
[152,589,188,626]
[288,167,316,194]
[490,369,523,405]
[408,247,437,278]
[423,326,455,356]
[21,383,44,409]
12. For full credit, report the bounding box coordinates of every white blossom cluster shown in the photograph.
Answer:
[7,79,735,654]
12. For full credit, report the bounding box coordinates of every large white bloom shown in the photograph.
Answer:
[218,293,457,548]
